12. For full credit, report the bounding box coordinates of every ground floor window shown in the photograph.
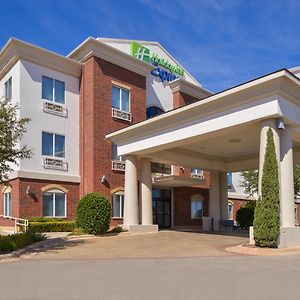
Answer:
[112,193,124,218]
[191,199,203,219]
[43,191,66,217]
[3,192,11,217]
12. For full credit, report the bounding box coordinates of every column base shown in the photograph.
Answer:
[123,224,159,234]
[278,227,300,248]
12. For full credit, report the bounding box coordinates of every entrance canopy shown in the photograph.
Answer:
[107,69,300,172]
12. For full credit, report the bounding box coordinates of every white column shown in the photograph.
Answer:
[123,155,139,226]
[258,119,280,197]
[140,158,153,225]
[209,170,220,231]
[280,125,295,227]
[219,171,228,221]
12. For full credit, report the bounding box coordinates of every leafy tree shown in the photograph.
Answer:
[0,102,31,184]
[241,166,300,197]
[253,128,280,248]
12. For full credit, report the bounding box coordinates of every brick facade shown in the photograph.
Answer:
[79,56,146,226]
[0,178,79,224]
[173,187,209,227]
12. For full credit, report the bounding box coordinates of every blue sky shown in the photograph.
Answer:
[1,0,300,92]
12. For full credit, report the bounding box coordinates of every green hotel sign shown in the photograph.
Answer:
[130,41,184,77]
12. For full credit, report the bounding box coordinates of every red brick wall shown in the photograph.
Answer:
[0,178,79,225]
[173,187,209,227]
[80,56,147,225]
[173,91,199,108]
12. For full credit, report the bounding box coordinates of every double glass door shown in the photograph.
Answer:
[152,189,171,228]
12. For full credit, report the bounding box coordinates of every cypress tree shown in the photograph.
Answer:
[253,127,280,247]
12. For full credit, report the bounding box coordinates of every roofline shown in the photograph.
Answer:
[68,37,153,77]
[97,37,203,88]
[106,68,300,139]
[0,38,82,79]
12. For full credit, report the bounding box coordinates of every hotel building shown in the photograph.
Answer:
[1,37,300,238]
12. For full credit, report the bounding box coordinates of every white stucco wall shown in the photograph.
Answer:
[17,59,80,179]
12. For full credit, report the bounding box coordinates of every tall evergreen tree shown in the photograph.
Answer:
[253,128,280,247]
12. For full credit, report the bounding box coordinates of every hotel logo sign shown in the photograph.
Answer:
[130,41,184,82]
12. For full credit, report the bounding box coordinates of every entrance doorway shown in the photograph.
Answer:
[152,189,171,228]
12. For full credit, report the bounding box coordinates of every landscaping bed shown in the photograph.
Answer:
[0,231,46,253]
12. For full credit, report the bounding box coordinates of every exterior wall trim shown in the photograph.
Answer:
[41,184,68,193]
[2,186,12,193]
[10,170,81,183]
[0,38,82,80]
[111,187,125,194]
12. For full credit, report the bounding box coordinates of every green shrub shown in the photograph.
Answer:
[0,232,46,253]
[254,128,280,248]
[28,217,67,222]
[236,207,254,229]
[109,226,126,233]
[28,221,75,232]
[75,192,111,234]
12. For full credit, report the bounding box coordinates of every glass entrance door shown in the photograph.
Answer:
[152,189,171,228]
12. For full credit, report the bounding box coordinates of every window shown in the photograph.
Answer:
[191,168,203,174]
[42,76,65,104]
[112,192,124,218]
[112,143,123,161]
[191,199,203,219]
[146,106,164,119]
[227,172,233,190]
[5,77,12,101]
[42,132,65,158]
[3,192,12,217]
[112,86,130,112]
[43,191,66,217]
[151,162,171,174]
[228,202,233,220]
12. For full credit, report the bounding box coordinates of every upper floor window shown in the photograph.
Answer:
[146,106,164,119]
[191,168,203,175]
[227,172,233,190]
[42,132,65,158]
[42,76,65,104]
[112,143,123,161]
[3,192,12,217]
[5,77,12,101]
[112,85,130,112]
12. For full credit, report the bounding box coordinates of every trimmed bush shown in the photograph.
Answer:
[0,231,46,253]
[28,221,75,232]
[253,128,280,248]
[236,207,254,229]
[75,192,111,234]
[28,217,67,223]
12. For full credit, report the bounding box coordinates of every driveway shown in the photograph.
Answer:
[1,230,248,261]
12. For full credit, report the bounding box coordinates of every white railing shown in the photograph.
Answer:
[43,157,68,171]
[0,215,29,233]
[112,108,132,122]
[42,101,68,117]
[112,160,125,172]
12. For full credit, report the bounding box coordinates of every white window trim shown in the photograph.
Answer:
[42,75,65,104]
[112,85,131,113]
[42,131,66,159]
[43,190,67,218]
[112,192,124,219]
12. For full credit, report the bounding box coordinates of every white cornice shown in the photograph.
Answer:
[68,37,153,77]
[106,69,300,141]
[9,170,81,183]
[0,38,82,80]
[169,78,212,99]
